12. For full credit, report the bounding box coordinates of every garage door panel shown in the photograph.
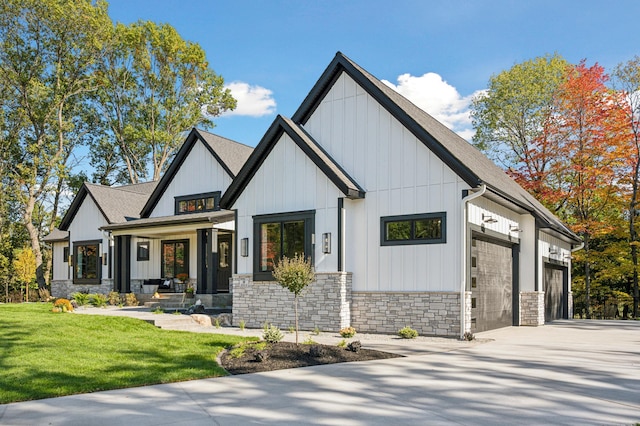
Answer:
[471,238,513,333]
[545,266,564,322]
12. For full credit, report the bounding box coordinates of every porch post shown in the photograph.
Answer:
[197,229,208,294]
[114,235,131,293]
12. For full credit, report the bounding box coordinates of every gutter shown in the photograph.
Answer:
[460,184,487,339]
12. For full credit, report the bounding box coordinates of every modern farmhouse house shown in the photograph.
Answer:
[46,52,581,337]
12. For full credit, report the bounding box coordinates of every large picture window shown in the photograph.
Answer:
[161,239,189,278]
[175,192,220,215]
[73,241,101,284]
[253,211,315,280]
[381,212,446,246]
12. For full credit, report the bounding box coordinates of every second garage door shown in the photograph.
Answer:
[544,265,565,322]
[471,238,514,332]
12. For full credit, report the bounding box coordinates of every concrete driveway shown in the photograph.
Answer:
[1,320,639,425]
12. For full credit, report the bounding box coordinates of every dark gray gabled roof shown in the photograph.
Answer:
[140,128,253,218]
[42,228,69,242]
[59,181,158,230]
[220,115,365,209]
[290,52,580,243]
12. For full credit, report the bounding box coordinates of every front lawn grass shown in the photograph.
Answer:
[0,303,253,404]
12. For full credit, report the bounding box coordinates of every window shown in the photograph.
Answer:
[175,192,220,215]
[381,212,446,246]
[253,211,315,280]
[63,246,69,263]
[161,239,189,278]
[73,241,101,284]
[137,241,149,261]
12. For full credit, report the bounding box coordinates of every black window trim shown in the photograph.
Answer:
[63,246,69,263]
[380,212,447,246]
[253,210,315,281]
[73,239,102,284]
[174,191,221,215]
[137,241,150,261]
[161,239,190,278]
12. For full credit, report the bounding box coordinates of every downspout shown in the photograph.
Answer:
[460,184,487,339]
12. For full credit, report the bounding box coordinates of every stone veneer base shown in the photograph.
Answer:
[51,279,113,299]
[520,291,545,326]
[231,273,351,332]
[351,291,461,337]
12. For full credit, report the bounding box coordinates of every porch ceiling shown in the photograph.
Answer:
[100,210,235,237]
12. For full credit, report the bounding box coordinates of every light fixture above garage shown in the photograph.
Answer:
[482,213,498,224]
[509,225,522,232]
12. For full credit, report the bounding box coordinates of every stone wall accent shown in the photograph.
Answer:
[231,272,352,331]
[351,291,461,337]
[51,279,113,299]
[567,292,573,319]
[520,291,544,326]
[464,291,472,335]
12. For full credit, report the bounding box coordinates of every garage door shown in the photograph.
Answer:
[470,238,513,332]
[544,266,565,322]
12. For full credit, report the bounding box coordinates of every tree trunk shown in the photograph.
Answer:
[23,194,46,289]
[294,295,299,345]
[584,235,591,319]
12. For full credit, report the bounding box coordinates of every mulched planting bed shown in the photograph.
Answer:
[220,341,401,375]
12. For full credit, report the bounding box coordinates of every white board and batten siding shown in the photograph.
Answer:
[149,140,233,218]
[234,133,343,275]
[51,242,69,281]
[303,71,470,293]
[130,234,197,280]
[67,196,110,280]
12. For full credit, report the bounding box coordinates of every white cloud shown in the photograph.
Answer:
[221,81,276,117]
[382,73,481,140]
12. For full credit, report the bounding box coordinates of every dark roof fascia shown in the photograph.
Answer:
[291,52,481,188]
[140,129,240,218]
[279,117,365,199]
[220,116,365,209]
[220,118,284,209]
[100,210,234,231]
[59,184,112,230]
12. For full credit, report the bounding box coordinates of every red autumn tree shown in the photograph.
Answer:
[546,60,628,318]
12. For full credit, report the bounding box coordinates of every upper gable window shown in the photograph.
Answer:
[175,191,221,215]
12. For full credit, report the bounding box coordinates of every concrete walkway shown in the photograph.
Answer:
[1,310,639,425]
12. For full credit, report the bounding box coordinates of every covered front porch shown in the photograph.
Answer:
[101,210,236,306]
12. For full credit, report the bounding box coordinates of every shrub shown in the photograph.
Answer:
[347,340,362,352]
[125,293,138,306]
[463,331,475,341]
[262,324,284,343]
[339,326,356,338]
[238,320,245,330]
[38,288,53,302]
[71,292,89,307]
[312,326,321,335]
[229,345,246,359]
[272,254,314,344]
[53,298,73,313]
[253,341,267,351]
[398,326,419,339]
[152,307,164,314]
[214,318,221,329]
[89,293,107,308]
[337,339,347,348]
[302,336,317,345]
[107,291,122,306]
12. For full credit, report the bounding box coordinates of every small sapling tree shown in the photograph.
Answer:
[272,254,314,344]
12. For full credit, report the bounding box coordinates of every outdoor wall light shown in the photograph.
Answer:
[241,238,249,257]
[102,253,108,265]
[549,246,559,255]
[482,213,498,224]
[322,233,331,254]
[509,225,522,233]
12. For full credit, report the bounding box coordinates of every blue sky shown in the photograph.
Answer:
[106,0,640,147]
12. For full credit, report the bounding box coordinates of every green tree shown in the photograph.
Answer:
[92,20,236,184]
[272,254,315,345]
[0,0,112,287]
[471,54,568,203]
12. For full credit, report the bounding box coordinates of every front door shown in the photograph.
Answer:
[216,234,232,292]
